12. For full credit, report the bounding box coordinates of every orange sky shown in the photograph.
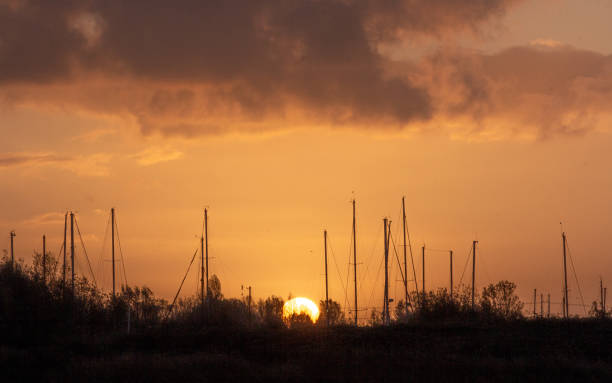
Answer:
[2,0,612,319]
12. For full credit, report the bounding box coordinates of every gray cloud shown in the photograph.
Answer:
[0,0,521,136]
[417,44,612,139]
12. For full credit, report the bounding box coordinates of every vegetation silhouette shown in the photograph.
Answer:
[2,253,612,381]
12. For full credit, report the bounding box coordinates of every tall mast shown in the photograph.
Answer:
[247,286,252,325]
[63,213,67,289]
[352,199,358,326]
[562,232,569,318]
[205,208,209,302]
[200,234,204,306]
[70,212,75,293]
[9,231,15,269]
[401,197,408,307]
[450,250,453,298]
[383,218,390,325]
[324,229,329,326]
[601,278,604,313]
[422,245,425,296]
[111,208,116,298]
[472,240,478,310]
[42,235,46,283]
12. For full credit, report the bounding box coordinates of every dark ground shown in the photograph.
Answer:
[2,320,612,382]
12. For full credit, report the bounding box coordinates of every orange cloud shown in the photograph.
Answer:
[0,151,112,176]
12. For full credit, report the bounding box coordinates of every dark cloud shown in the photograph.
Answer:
[0,0,521,135]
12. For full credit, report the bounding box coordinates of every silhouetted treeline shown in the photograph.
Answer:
[2,250,611,345]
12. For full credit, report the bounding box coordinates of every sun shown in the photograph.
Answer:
[283,297,320,322]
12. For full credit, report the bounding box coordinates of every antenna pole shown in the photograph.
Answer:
[383,218,389,325]
[324,230,329,327]
[422,245,425,296]
[601,278,604,314]
[205,208,209,303]
[402,197,408,307]
[540,293,543,317]
[352,199,358,326]
[111,208,116,298]
[70,212,75,294]
[42,235,46,283]
[562,296,566,318]
[200,234,204,307]
[9,231,15,269]
[472,240,478,310]
[562,232,569,318]
[63,213,67,290]
[533,289,537,318]
[450,250,453,299]
[547,293,550,318]
[248,286,252,325]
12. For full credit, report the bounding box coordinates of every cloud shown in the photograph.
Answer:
[21,212,66,226]
[0,151,112,176]
[7,1,611,141]
[414,44,612,139]
[131,147,184,166]
[529,38,565,48]
[0,152,73,167]
[0,0,522,137]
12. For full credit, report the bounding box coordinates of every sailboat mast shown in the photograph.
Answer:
[324,229,329,326]
[472,240,477,310]
[352,199,358,326]
[562,232,569,318]
[383,218,389,325]
[63,212,67,289]
[42,235,46,283]
[205,208,209,302]
[70,212,75,293]
[401,197,408,307]
[200,234,204,306]
[111,208,116,298]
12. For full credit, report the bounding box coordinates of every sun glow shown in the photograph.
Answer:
[283,297,320,322]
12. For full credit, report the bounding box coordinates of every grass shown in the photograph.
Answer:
[2,319,612,382]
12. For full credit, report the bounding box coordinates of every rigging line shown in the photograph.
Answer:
[565,240,587,315]
[196,254,201,297]
[366,250,385,312]
[403,210,418,294]
[458,244,473,287]
[168,248,199,315]
[97,212,111,286]
[74,216,98,287]
[358,223,383,292]
[346,225,353,309]
[114,215,129,288]
[53,241,64,278]
[389,231,406,287]
[328,234,350,311]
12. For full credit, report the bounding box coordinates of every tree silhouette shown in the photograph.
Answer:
[318,299,345,326]
[480,280,523,320]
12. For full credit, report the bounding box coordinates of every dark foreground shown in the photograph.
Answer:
[2,320,612,382]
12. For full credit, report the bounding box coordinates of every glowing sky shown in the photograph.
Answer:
[2,0,612,319]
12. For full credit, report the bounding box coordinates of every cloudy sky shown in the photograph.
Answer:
[2,0,612,318]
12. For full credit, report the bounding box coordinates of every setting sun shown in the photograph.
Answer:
[283,297,320,323]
